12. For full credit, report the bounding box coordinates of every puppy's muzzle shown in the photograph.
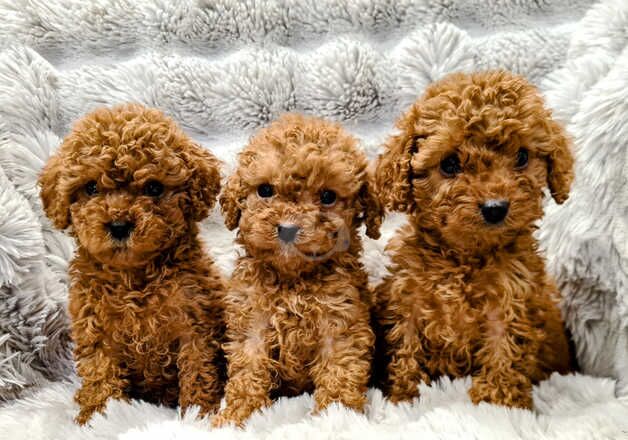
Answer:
[277,224,300,243]
[480,200,509,225]
[106,221,134,240]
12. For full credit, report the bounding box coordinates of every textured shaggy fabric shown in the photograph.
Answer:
[0,167,73,401]
[1,374,628,439]
[39,104,227,424]
[539,0,628,396]
[1,0,627,438]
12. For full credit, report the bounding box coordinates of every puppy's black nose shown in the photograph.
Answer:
[106,221,134,240]
[480,200,509,224]
[277,224,299,243]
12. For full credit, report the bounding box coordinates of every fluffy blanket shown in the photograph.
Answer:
[539,0,628,396]
[1,374,628,440]
[1,0,627,438]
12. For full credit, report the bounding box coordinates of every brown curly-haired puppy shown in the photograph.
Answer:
[373,71,574,409]
[39,104,225,424]
[212,114,382,427]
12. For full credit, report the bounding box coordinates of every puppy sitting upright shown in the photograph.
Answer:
[39,104,225,424]
[213,114,381,427]
[374,71,573,409]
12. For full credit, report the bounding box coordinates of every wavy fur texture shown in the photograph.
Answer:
[373,71,573,409]
[38,104,226,424]
[214,114,380,427]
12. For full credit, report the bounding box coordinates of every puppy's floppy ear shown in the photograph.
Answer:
[545,119,574,204]
[357,178,383,239]
[39,151,71,230]
[374,107,421,213]
[181,141,222,221]
[219,173,244,231]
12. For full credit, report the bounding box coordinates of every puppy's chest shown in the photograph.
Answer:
[408,265,532,344]
[262,288,332,373]
[83,281,190,355]
[270,292,325,350]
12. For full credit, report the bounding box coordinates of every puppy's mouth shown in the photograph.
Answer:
[302,250,327,258]
[108,235,132,246]
[286,244,337,262]
[285,226,351,262]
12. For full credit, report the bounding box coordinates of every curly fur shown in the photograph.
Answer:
[373,71,574,409]
[213,114,382,427]
[38,104,225,424]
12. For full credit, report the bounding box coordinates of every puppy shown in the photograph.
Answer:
[373,71,574,409]
[39,104,225,424]
[213,114,382,426]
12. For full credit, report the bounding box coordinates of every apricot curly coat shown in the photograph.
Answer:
[373,71,574,409]
[213,114,382,427]
[39,104,225,424]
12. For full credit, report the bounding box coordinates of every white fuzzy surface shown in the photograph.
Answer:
[539,0,628,396]
[1,0,627,438]
[1,374,628,439]
[0,167,72,401]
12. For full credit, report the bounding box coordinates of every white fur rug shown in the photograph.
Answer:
[1,374,628,440]
[539,0,628,395]
[1,0,628,438]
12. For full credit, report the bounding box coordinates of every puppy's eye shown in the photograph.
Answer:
[143,180,164,197]
[440,154,461,177]
[320,189,337,207]
[515,148,529,169]
[257,183,274,198]
[84,181,98,196]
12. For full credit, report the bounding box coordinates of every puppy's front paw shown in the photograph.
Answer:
[211,395,272,429]
[73,388,106,425]
[469,375,532,409]
[387,376,422,404]
[211,409,244,429]
[388,388,420,404]
[73,381,127,425]
[313,389,366,415]
[74,405,102,426]
[179,396,220,419]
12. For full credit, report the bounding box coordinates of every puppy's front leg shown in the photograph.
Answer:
[212,327,274,427]
[177,332,223,416]
[310,314,374,413]
[469,314,539,409]
[384,319,431,403]
[73,348,129,425]
[374,280,431,403]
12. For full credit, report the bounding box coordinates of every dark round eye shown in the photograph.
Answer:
[515,148,529,169]
[320,189,337,206]
[440,154,461,177]
[84,181,98,196]
[143,180,164,197]
[257,183,274,198]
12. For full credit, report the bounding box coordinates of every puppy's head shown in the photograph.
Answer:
[220,114,381,275]
[39,104,220,268]
[375,71,573,253]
